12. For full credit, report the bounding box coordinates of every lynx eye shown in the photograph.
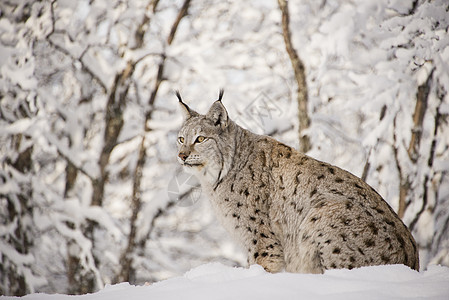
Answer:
[196,136,206,143]
[178,137,185,144]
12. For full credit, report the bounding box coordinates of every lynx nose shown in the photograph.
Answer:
[178,153,188,161]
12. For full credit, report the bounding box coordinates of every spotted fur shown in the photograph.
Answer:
[176,95,419,273]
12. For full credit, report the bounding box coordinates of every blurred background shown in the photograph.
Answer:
[1,0,448,296]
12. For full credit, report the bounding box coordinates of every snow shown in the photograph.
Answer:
[11,263,449,300]
[1,0,449,296]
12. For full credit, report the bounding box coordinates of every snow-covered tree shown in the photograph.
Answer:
[286,0,449,267]
[0,0,448,296]
[0,1,47,295]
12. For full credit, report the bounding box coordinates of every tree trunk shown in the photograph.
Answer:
[397,69,434,219]
[277,0,311,153]
[1,138,33,296]
[115,0,192,283]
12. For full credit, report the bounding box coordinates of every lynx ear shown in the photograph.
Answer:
[206,90,228,128]
[176,91,198,120]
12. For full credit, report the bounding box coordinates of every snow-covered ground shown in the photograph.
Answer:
[8,263,449,300]
[1,0,449,296]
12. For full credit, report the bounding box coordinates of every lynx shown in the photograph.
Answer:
[175,91,419,273]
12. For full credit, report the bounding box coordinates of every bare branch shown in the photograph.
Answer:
[392,114,409,219]
[278,0,311,153]
[54,146,95,183]
[409,76,443,231]
[408,68,434,162]
[115,136,146,283]
[395,69,434,219]
[167,0,191,45]
[133,0,160,49]
[116,0,192,283]
[46,1,108,93]
[146,0,192,123]
[361,148,372,182]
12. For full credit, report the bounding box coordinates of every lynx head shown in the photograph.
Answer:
[176,90,235,187]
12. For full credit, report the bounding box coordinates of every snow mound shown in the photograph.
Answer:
[15,263,449,300]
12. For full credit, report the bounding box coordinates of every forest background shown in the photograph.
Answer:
[1,0,448,296]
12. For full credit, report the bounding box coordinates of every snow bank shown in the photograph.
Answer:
[14,263,449,300]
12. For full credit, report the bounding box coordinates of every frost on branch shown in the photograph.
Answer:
[1,0,448,296]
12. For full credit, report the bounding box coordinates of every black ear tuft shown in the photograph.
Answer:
[218,89,224,102]
[175,90,183,103]
[175,90,199,120]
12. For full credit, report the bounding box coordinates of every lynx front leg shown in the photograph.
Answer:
[247,226,285,273]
